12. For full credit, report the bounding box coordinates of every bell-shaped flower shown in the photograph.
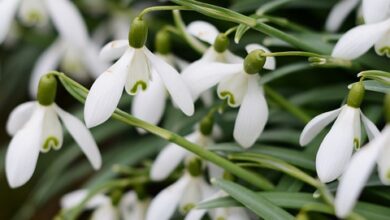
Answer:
[332,0,390,59]
[334,125,390,218]
[299,86,380,183]
[185,190,250,220]
[5,101,102,188]
[84,17,194,128]
[325,0,360,32]
[146,172,215,220]
[0,0,90,46]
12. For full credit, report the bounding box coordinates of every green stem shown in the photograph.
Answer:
[262,51,322,57]
[257,15,312,33]
[138,5,191,19]
[263,86,311,123]
[224,26,238,36]
[256,0,292,15]
[50,72,275,191]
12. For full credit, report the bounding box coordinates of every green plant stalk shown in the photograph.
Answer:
[257,15,312,33]
[51,72,274,191]
[256,0,293,15]
[262,51,322,57]
[138,5,191,19]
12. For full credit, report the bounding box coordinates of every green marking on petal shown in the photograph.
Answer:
[130,81,147,95]
[379,47,390,57]
[217,217,226,220]
[387,170,390,180]
[219,91,236,106]
[353,138,360,150]
[42,136,59,153]
[27,11,42,24]
[181,203,195,213]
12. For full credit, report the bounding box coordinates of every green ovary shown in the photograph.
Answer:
[353,138,360,150]
[219,91,235,106]
[42,137,60,152]
[130,81,147,94]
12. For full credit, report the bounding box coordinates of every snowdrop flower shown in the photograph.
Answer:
[325,0,360,32]
[185,191,250,220]
[299,82,380,183]
[84,17,194,128]
[332,0,390,59]
[184,44,275,148]
[147,166,215,220]
[0,0,89,45]
[5,75,101,188]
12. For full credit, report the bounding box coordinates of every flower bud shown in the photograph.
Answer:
[213,34,229,53]
[385,93,390,123]
[244,49,266,74]
[200,115,214,136]
[37,74,57,106]
[155,30,171,55]
[186,157,203,177]
[347,82,365,108]
[129,17,148,48]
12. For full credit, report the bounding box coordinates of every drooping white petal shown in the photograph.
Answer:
[233,76,268,148]
[143,47,194,116]
[99,40,129,62]
[226,207,251,220]
[55,105,102,170]
[374,30,390,57]
[125,49,151,95]
[245,44,276,70]
[223,50,244,64]
[217,73,248,107]
[6,101,36,136]
[179,177,203,213]
[40,105,63,152]
[91,204,119,220]
[131,72,166,130]
[187,21,219,44]
[119,191,137,218]
[120,191,149,220]
[185,208,207,220]
[181,61,242,100]
[332,19,390,59]
[61,189,110,210]
[29,39,65,96]
[377,126,390,185]
[83,42,110,79]
[325,0,360,32]
[150,133,198,181]
[316,106,359,183]
[207,162,224,179]
[6,106,45,188]
[84,49,134,128]
[146,175,191,220]
[0,0,21,43]
[46,0,89,46]
[299,107,342,146]
[362,0,390,24]
[360,112,380,140]
[335,128,386,218]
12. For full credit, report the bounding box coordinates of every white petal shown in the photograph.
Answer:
[245,44,276,70]
[181,61,242,100]
[0,0,21,43]
[61,189,110,209]
[223,50,244,64]
[217,73,248,107]
[227,208,251,220]
[125,49,151,95]
[360,112,380,140]
[40,106,63,152]
[172,55,190,71]
[146,175,191,220]
[18,0,48,27]
[6,106,44,188]
[207,162,224,179]
[143,47,194,116]
[185,209,207,220]
[299,107,342,146]
[131,72,166,130]
[374,30,390,57]
[332,19,390,59]
[186,21,219,44]
[325,0,360,32]
[84,49,134,128]
[335,130,385,218]
[29,39,65,96]
[83,42,110,79]
[99,40,129,62]
[91,204,119,220]
[46,0,89,46]
[150,133,197,181]
[362,0,390,24]
[56,105,102,170]
[233,76,268,148]
[179,177,203,213]
[6,101,36,136]
[377,126,390,185]
[316,106,360,183]
[119,191,137,218]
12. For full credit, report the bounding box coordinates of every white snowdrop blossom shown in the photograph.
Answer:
[332,0,390,59]
[183,44,275,148]
[5,101,102,188]
[185,190,250,220]
[299,104,380,183]
[84,18,194,128]
[61,189,149,220]
[146,172,215,220]
[335,125,390,218]
[325,0,361,32]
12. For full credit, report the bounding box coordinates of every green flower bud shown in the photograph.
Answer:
[129,17,148,48]
[37,74,57,106]
[347,82,365,108]
[155,30,171,55]
[244,49,266,74]
[186,157,203,177]
[385,93,390,123]
[213,34,229,53]
[200,115,214,136]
